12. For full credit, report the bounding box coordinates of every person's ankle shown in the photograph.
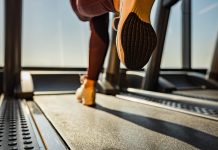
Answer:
[84,79,96,88]
[113,0,120,12]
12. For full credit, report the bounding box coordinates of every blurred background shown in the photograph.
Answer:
[0,0,218,69]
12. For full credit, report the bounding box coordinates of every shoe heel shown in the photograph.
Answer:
[81,88,95,106]
[82,96,95,106]
[131,0,155,23]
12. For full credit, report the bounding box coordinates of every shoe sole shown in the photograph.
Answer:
[82,99,96,107]
[76,92,95,106]
[116,0,157,70]
[76,91,95,106]
[75,91,83,103]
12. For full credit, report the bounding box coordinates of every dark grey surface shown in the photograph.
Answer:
[174,89,218,101]
[104,13,120,89]
[35,94,218,150]
[143,0,171,90]
[182,0,191,69]
[0,71,3,93]
[32,74,80,92]
[0,98,40,150]
[163,0,180,7]
[4,0,22,96]
[208,35,218,81]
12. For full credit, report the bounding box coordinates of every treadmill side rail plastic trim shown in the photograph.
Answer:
[27,101,69,150]
[127,88,218,109]
[117,92,218,121]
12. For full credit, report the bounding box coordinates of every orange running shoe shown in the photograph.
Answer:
[75,78,96,106]
[115,0,157,70]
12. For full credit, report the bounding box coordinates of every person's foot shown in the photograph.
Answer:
[115,0,157,70]
[79,74,88,84]
[75,78,96,106]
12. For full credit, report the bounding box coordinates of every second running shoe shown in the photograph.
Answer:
[116,0,157,70]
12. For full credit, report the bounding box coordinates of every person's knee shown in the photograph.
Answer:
[77,0,106,18]
[77,0,92,17]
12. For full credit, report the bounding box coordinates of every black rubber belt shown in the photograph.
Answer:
[0,98,40,150]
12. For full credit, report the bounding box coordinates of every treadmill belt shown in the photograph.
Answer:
[174,90,218,101]
[34,94,218,150]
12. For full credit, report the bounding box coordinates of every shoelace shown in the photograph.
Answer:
[112,0,124,31]
[112,16,120,31]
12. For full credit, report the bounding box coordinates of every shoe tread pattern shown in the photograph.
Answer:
[121,12,157,70]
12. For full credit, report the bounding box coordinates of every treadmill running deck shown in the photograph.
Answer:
[34,94,218,150]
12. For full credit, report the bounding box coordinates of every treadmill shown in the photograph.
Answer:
[118,0,218,118]
[0,0,218,149]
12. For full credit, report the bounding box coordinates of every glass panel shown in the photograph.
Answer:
[161,1,182,68]
[23,0,159,69]
[192,0,218,69]
[22,0,89,67]
[0,0,4,67]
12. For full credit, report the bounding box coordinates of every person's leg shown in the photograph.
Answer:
[76,0,116,18]
[75,0,157,70]
[75,0,157,106]
[88,13,109,81]
[70,0,116,20]
[76,13,109,106]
